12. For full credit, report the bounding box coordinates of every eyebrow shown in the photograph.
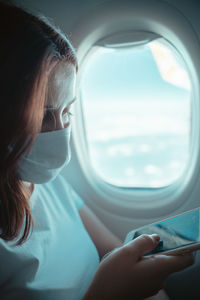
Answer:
[44,97,76,110]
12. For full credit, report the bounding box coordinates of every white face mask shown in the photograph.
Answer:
[18,126,71,184]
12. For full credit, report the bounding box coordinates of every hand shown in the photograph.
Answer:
[83,234,194,300]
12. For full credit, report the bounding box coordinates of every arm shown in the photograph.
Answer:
[79,204,122,259]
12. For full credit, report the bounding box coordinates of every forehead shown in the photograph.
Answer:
[46,63,76,108]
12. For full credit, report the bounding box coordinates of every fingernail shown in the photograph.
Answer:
[151,234,160,243]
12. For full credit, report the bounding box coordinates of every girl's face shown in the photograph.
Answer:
[41,63,76,132]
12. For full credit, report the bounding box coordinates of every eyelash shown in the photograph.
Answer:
[65,111,73,117]
[44,109,74,118]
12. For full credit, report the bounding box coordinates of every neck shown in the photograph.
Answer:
[22,181,34,197]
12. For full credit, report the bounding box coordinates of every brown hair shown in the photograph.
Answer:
[0,1,78,245]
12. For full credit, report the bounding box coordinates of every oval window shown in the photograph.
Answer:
[79,36,191,188]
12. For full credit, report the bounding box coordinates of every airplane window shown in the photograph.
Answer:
[79,37,191,188]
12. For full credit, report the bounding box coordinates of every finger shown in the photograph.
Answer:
[148,252,194,276]
[161,252,194,274]
[126,234,160,259]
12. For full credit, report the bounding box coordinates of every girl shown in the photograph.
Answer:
[0,1,193,299]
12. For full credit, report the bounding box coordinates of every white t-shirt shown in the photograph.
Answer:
[0,175,100,299]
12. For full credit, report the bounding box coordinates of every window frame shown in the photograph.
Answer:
[70,0,200,218]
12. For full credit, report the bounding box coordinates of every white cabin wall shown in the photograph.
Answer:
[14,0,200,37]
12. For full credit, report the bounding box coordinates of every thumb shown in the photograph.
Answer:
[126,234,160,260]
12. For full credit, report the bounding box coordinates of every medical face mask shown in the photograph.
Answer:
[18,126,71,184]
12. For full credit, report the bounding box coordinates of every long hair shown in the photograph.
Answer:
[0,1,78,245]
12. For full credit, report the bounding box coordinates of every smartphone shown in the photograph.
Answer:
[124,207,200,256]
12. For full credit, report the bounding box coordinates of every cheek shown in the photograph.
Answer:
[41,112,56,132]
